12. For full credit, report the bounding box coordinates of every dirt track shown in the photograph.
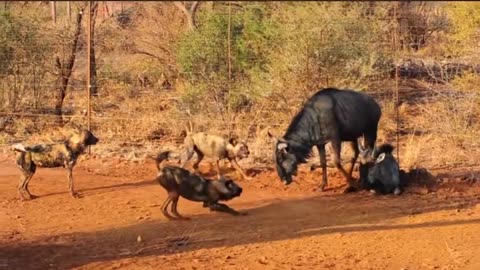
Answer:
[1,154,480,270]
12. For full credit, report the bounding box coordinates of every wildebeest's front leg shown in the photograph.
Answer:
[330,139,358,193]
[348,140,359,177]
[316,144,328,191]
[207,202,246,216]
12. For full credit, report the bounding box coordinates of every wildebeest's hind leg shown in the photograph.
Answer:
[171,194,190,220]
[315,144,328,191]
[348,140,359,177]
[331,139,358,193]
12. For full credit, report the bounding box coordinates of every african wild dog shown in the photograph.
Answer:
[154,150,245,220]
[181,132,251,180]
[12,124,99,200]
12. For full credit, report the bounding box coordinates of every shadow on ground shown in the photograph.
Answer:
[2,189,479,270]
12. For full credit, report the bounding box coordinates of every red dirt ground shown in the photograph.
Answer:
[1,153,480,270]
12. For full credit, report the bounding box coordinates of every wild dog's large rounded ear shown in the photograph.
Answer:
[229,138,238,146]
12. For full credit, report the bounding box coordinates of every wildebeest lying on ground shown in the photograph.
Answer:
[155,150,246,220]
[11,124,99,200]
[268,88,381,193]
[181,132,251,180]
[358,142,406,195]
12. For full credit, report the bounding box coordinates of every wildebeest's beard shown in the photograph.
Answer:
[274,144,299,185]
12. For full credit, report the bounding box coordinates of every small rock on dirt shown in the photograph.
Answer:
[137,235,143,243]
[258,256,268,265]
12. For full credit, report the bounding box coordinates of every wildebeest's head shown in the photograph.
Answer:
[218,176,243,200]
[229,138,250,160]
[268,131,299,185]
[358,139,376,165]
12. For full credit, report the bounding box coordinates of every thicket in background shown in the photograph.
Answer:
[1,1,480,169]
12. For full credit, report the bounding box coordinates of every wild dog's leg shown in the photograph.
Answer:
[161,194,175,220]
[171,194,190,220]
[230,158,251,180]
[23,164,37,199]
[207,202,246,216]
[215,159,222,179]
[180,148,195,168]
[192,151,204,174]
[66,165,80,198]
[348,140,359,177]
[331,139,357,193]
[315,144,328,191]
[18,171,33,200]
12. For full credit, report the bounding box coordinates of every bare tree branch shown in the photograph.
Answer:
[173,1,198,31]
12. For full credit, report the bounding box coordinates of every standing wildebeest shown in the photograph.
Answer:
[268,88,381,193]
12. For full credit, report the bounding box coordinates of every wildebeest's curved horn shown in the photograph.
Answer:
[375,153,386,163]
[277,142,288,150]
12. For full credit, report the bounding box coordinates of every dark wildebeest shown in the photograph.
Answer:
[155,151,246,220]
[268,88,381,193]
[358,143,406,195]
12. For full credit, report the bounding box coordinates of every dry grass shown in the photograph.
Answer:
[2,78,480,173]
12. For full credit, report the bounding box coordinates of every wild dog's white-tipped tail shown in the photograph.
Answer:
[154,150,182,171]
[11,143,27,152]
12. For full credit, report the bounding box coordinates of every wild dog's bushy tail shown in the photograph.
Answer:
[376,143,395,155]
[184,119,194,136]
[152,150,180,172]
[11,143,27,152]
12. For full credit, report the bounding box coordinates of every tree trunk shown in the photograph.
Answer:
[50,1,56,24]
[173,1,199,31]
[90,2,98,96]
[54,6,84,126]
[66,1,71,24]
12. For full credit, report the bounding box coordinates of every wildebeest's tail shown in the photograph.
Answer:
[376,143,394,155]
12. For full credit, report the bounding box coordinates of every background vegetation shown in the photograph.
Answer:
[1,1,480,170]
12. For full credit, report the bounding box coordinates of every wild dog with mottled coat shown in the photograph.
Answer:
[11,124,99,200]
[181,132,251,180]
[154,151,245,220]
